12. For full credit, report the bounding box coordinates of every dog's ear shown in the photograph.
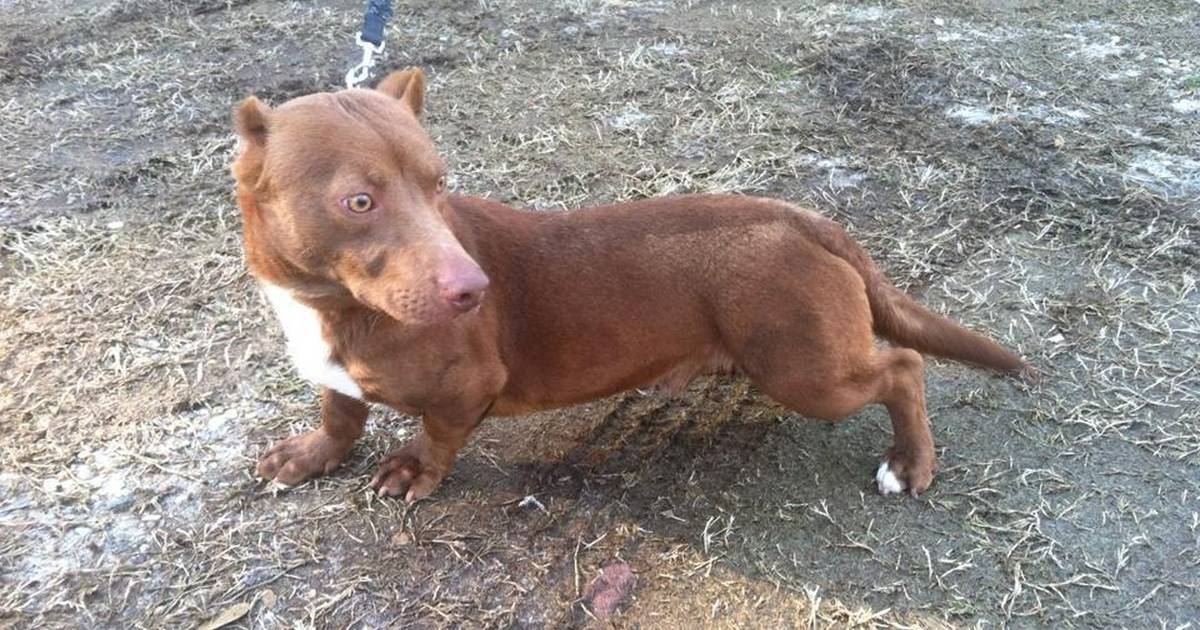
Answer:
[232,96,272,191]
[376,68,426,116]
[234,96,272,147]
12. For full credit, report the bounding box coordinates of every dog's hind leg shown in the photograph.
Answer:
[751,342,935,496]
[726,251,936,496]
[258,388,369,485]
[868,349,934,497]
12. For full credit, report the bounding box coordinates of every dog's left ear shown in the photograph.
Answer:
[376,68,426,116]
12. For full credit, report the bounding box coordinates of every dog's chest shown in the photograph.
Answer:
[260,283,364,399]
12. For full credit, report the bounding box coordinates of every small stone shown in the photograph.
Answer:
[106,493,136,512]
[582,562,636,619]
[1171,99,1200,114]
[390,531,412,546]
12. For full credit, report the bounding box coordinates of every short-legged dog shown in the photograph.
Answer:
[232,68,1028,502]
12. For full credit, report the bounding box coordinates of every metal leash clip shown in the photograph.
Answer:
[345,33,385,89]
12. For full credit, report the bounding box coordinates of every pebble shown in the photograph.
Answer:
[582,562,636,619]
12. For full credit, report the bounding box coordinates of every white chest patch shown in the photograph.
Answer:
[260,283,363,400]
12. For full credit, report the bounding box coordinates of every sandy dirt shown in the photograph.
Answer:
[1,0,1198,627]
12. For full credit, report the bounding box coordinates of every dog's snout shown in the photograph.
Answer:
[437,263,489,313]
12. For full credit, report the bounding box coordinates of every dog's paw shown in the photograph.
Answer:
[257,429,354,485]
[370,440,449,503]
[875,461,906,495]
[875,448,936,497]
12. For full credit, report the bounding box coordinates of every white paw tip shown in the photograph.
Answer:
[875,461,906,495]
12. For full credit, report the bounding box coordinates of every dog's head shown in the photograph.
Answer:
[232,68,488,325]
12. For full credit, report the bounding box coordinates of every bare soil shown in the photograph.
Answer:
[2,0,1198,628]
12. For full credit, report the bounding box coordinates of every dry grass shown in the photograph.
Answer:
[2,0,1198,627]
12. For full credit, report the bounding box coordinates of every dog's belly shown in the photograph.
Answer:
[654,348,737,395]
[490,343,735,416]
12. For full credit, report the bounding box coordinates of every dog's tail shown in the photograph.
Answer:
[791,206,1028,374]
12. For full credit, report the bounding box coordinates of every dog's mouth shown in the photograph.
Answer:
[349,285,480,327]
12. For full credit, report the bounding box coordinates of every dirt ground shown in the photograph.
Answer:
[2,0,1198,627]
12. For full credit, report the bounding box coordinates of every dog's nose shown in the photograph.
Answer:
[437,264,489,313]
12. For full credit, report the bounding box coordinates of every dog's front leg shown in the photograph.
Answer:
[370,407,486,503]
[257,388,369,485]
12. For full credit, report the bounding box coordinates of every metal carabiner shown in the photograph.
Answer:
[345,34,385,89]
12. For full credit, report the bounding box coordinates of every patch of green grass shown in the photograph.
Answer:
[769,62,799,81]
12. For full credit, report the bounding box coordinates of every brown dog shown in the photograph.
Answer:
[232,68,1027,502]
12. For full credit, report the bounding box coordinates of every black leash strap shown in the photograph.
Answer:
[359,0,393,48]
[345,0,393,88]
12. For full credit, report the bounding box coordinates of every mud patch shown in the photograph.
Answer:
[1124,151,1200,195]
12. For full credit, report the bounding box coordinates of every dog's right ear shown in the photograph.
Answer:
[234,96,271,148]
[376,68,426,116]
[232,96,272,192]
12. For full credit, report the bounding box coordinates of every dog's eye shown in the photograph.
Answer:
[341,193,375,214]
[436,176,446,193]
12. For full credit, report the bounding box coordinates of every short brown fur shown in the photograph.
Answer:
[234,69,1028,501]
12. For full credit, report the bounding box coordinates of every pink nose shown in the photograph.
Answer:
[437,261,490,313]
